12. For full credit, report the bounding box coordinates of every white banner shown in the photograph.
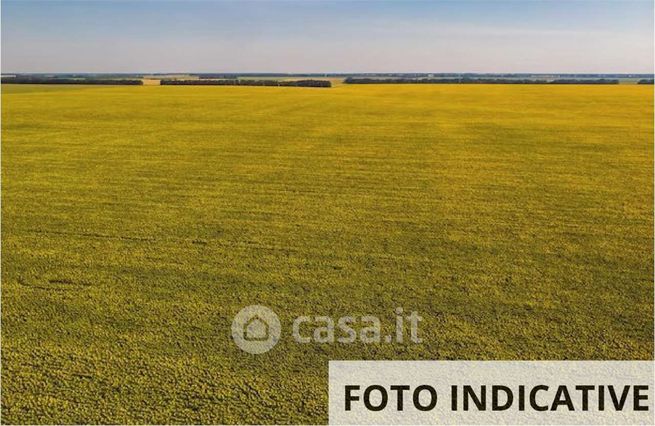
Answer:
[329,361,654,425]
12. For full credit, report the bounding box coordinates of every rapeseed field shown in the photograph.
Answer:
[1,83,652,423]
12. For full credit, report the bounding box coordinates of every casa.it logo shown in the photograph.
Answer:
[231,305,282,354]
[232,304,423,354]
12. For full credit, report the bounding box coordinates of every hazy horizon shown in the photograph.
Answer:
[2,0,653,74]
[3,71,653,75]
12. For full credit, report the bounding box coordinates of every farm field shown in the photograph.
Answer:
[1,83,653,424]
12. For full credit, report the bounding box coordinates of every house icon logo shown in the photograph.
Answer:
[231,305,281,354]
[244,314,269,341]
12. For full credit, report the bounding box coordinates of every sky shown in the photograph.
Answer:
[2,0,653,74]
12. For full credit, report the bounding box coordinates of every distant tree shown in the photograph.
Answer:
[343,77,619,85]
[549,79,619,84]
[1,77,143,85]
[160,79,331,88]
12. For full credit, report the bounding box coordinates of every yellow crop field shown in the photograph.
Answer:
[1,83,653,423]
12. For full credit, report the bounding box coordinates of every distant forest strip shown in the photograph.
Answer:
[186,73,652,79]
[638,79,654,84]
[343,77,621,85]
[160,79,331,88]
[1,77,143,85]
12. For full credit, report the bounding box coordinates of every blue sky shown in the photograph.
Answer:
[2,0,653,73]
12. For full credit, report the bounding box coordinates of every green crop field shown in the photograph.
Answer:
[2,83,653,424]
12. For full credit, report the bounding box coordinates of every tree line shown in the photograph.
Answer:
[1,77,143,85]
[343,77,620,85]
[637,79,654,84]
[160,79,331,87]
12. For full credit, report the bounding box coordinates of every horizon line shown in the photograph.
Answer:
[3,71,654,75]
